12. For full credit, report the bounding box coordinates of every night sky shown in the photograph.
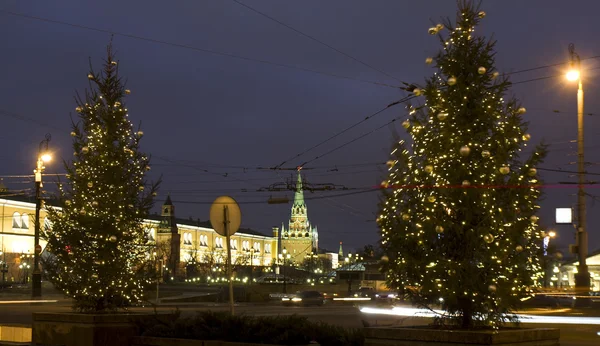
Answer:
[2,1,600,254]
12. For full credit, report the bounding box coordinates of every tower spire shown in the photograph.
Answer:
[293,167,304,207]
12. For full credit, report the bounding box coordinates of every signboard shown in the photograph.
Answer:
[555,208,572,224]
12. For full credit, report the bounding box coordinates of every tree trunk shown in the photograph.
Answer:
[459,297,473,329]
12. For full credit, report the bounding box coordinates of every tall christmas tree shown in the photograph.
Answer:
[44,43,160,312]
[378,1,546,328]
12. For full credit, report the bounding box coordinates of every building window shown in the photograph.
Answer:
[146,228,155,241]
[43,217,52,231]
[253,242,260,252]
[230,239,237,250]
[183,232,192,245]
[265,244,271,254]
[21,213,29,229]
[12,212,22,229]
[216,237,223,249]
[200,234,208,247]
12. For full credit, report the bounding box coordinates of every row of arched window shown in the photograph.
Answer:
[284,232,311,238]
[12,212,30,230]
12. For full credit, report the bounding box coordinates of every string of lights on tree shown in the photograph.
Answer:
[43,43,160,312]
[377,1,547,329]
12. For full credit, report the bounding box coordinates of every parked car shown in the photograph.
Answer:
[281,290,325,306]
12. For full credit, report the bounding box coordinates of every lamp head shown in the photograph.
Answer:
[566,69,580,82]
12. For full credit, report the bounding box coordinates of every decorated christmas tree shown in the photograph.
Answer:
[43,43,160,312]
[378,1,546,328]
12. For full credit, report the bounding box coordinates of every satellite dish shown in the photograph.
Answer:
[209,196,241,237]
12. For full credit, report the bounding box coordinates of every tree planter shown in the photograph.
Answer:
[364,326,559,346]
[131,336,316,346]
[32,312,176,346]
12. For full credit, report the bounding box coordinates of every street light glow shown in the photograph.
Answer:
[40,153,52,163]
[548,231,556,238]
[566,69,580,81]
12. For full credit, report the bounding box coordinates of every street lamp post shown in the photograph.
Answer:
[249,248,254,285]
[566,44,590,293]
[33,134,51,298]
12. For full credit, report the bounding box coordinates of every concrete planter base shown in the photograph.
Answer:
[32,312,175,346]
[131,336,316,346]
[364,326,560,345]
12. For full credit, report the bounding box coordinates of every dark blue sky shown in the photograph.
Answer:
[1,0,600,254]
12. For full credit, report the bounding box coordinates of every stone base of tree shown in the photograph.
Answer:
[32,312,175,346]
[131,336,317,346]
[364,326,559,345]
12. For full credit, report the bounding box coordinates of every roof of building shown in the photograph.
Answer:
[0,193,270,238]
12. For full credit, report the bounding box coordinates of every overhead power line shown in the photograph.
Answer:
[275,96,413,169]
[231,0,401,82]
[0,10,400,89]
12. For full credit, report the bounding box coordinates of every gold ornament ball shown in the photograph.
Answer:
[87,182,93,188]
[402,214,410,221]
[110,61,117,65]
[114,101,121,107]
[81,146,89,154]
[139,186,144,191]
[528,168,537,176]
[435,225,444,233]
[530,215,539,223]
[499,166,510,175]
[435,23,444,31]
[428,27,438,35]
[87,73,94,79]
[517,107,527,115]
[437,112,448,121]
[478,67,487,75]
[65,200,71,206]
[427,196,436,203]
[482,150,491,158]
[386,160,395,168]
[92,201,98,207]
[448,77,457,86]
[478,11,486,18]
[488,284,497,292]
[128,204,134,209]
[483,233,494,244]
[70,131,77,137]
[424,165,433,173]
[109,235,117,242]
[413,88,422,96]
[459,145,471,156]
[516,245,523,252]
[402,120,410,129]
[75,106,82,112]
[125,89,131,94]
[152,192,157,197]
[492,71,499,79]
[75,168,81,174]
[145,165,151,171]
[462,180,471,187]
[380,255,389,262]
[425,57,433,64]
[137,130,144,137]
[381,181,390,189]
[523,133,531,141]
[79,209,86,216]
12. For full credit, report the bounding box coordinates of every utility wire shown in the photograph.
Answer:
[506,54,600,75]
[0,10,400,89]
[231,0,401,82]
[299,117,400,167]
[275,96,413,169]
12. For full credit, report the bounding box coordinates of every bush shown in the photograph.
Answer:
[141,311,364,345]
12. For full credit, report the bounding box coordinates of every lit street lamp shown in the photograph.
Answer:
[566,43,590,293]
[280,247,291,293]
[33,134,51,298]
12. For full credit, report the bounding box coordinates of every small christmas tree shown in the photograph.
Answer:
[44,43,160,312]
[378,1,546,328]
